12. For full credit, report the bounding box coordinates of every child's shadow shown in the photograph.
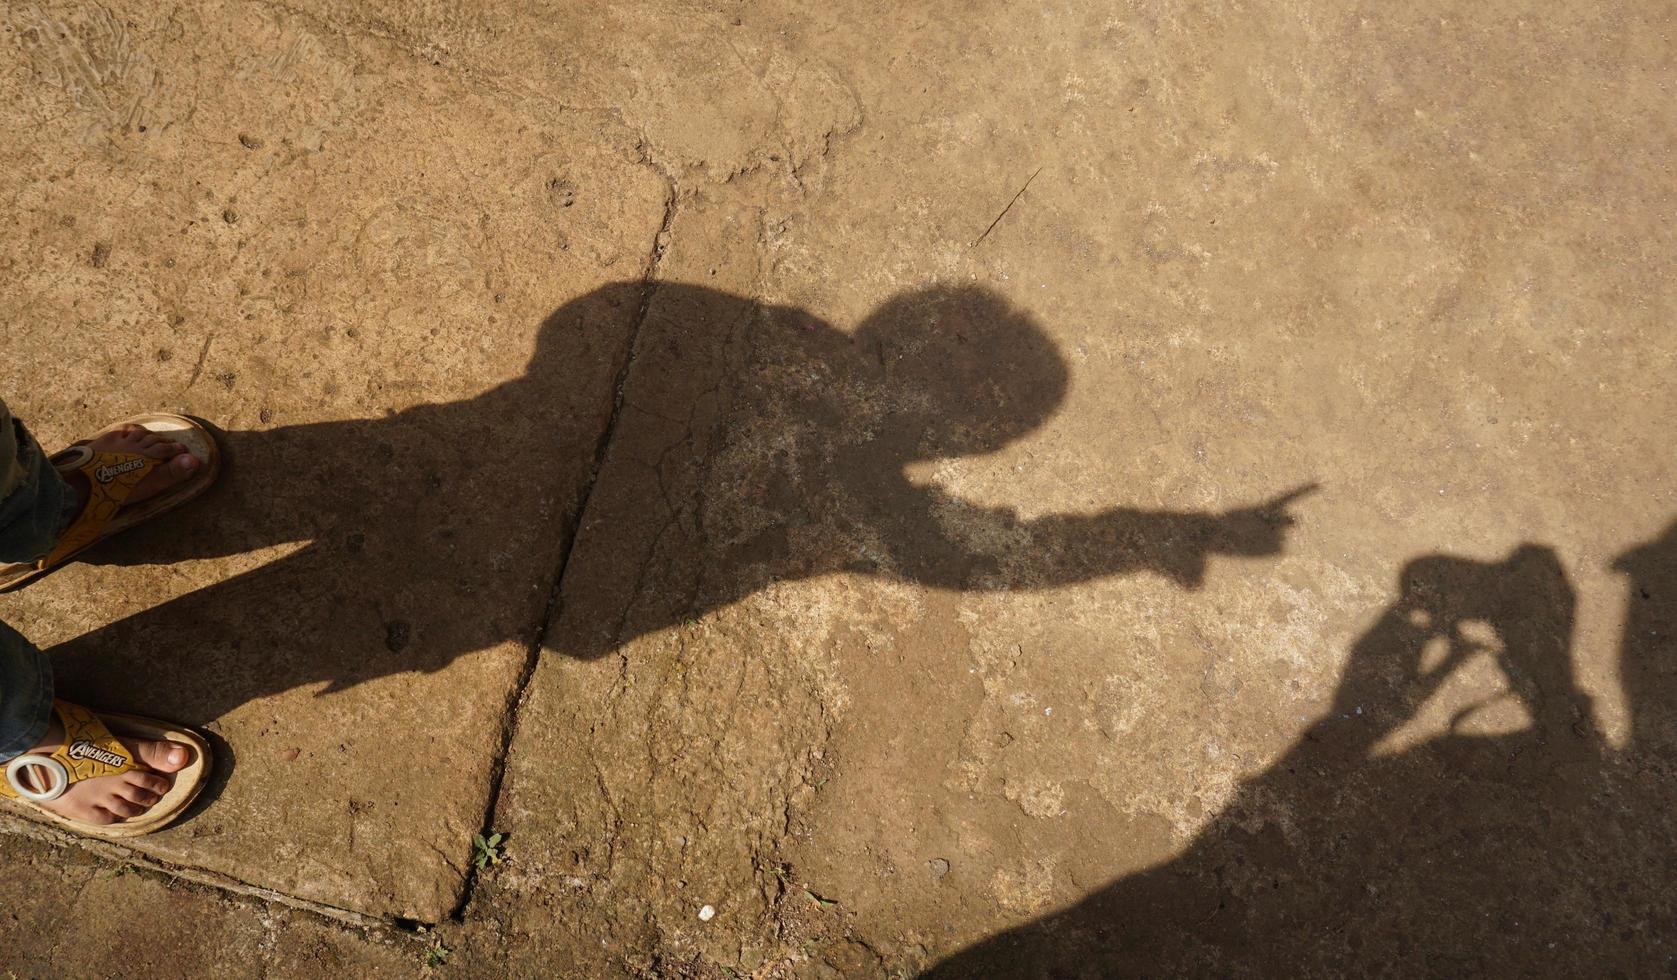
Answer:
[56,282,1312,723]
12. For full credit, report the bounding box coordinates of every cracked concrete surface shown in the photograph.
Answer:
[2,0,1676,976]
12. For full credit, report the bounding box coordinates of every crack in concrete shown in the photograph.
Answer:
[448,162,681,924]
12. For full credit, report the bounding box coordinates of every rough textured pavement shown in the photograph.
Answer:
[1,0,1675,976]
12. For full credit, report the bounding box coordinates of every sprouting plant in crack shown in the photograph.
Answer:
[805,887,838,909]
[473,831,505,870]
[424,939,451,968]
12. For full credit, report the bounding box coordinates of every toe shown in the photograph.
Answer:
[101,797,145,820]
[114,780,162,807]
[128,738,194,774]
[127,770,174,797]
[167,450,200,478]
[120,442,199,505]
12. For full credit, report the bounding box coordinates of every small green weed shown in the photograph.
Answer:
[472,831,505,870]
[424,939,451,968]
[805,888,838,909]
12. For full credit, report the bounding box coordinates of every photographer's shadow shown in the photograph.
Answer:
[52,282,1312,725]
[930,533,1677,976]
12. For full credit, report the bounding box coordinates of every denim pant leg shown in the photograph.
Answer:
[0,398,68,762]
[0,622,52,762]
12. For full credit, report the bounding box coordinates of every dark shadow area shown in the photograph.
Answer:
[928,525,1677,977]
[49,282,1311,726]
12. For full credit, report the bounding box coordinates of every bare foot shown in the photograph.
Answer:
[63,424,200,514]
[16,715,193,826]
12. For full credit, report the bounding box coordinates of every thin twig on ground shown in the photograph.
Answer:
[972,165,1043,248]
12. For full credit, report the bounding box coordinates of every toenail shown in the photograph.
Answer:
[168,747,186,765]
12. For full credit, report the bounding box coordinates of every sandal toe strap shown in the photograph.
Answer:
[37,450,162,569]
[2,701,138,802]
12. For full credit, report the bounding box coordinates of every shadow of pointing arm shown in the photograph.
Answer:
[887,483,1318,591]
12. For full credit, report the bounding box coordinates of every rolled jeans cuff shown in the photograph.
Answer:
[0,414,75,564]
[0,623,53,764]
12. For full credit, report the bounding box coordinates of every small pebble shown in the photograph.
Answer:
[698,904,715,922]
[928,858,950,879]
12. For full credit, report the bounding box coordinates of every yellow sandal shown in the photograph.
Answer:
[1,700,211,838]
[0,413,220,591]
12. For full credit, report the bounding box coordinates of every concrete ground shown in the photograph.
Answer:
[0,0,1673,976]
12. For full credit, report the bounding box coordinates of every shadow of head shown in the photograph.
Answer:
[850,286,1069,459]
[1396,543,1573,624]
[1326,543,1581,744]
